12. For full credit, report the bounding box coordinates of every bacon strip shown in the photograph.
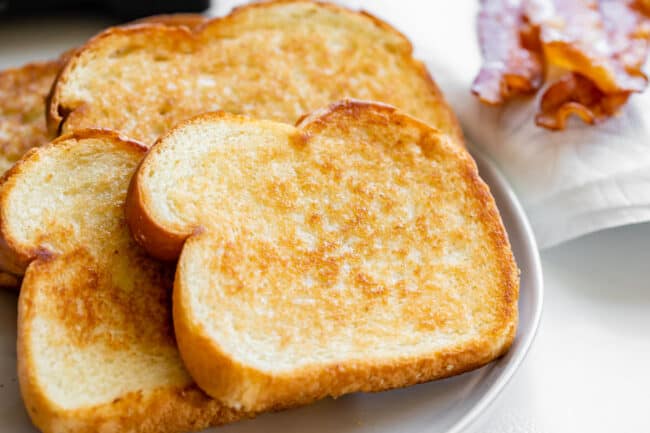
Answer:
[526,0,649,93]
[600,0,650,81]
[534,0,650,130]
[535,73,630,129]
[472,0,650,130]
[471,0,544,104]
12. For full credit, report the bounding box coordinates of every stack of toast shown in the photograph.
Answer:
[0,2,519,433]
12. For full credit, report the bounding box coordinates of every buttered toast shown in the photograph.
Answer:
[0,131,244,433]
[48,0,462,146]
[0,14,206,288]
[126,101,519,412]
[0,14,205,176]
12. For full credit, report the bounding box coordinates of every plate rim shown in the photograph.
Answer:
[444,145,545,433]
[0,146,544,433]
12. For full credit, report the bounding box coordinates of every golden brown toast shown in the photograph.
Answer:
[0,130,245,433]
[0,60,66,288]
[0,60,63,177]
[126,100,519,412]
[0,14,206,288]
[48,0,462,146]
[0,14,206,176]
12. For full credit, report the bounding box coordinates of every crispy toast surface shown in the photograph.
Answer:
[0,14,206,288]
[48,0,462,146]
[126,101,519,412]
[0,60,65,287]
[0,60,63,175]
[0,130,244,433]
[0,14,205,176]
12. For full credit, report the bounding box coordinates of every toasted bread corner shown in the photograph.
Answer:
[16,263,243,432]
[45,14,205,136]
[128,100,518,412]
[47,0,463,146]
[1,129,249,432]
[125,156,187,262]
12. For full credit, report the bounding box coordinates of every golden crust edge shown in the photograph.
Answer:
[125,156,189,262]
[9,131,251,433]
[138,100,518,412]
[46,0,463,144]
[18,261,246,433]
[0,129,147,276]
[125,110,296,261]
[45,13,206,136]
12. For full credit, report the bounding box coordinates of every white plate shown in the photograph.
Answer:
[0,147,543,433]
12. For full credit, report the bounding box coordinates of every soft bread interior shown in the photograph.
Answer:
[1,133,242,432]
[4,138,142,258]
[52,1,460,145]
[22,251,188,409]
[6,136,189,407]
[132,102,518,411]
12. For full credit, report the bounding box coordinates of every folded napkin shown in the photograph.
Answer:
[215,0,650,248]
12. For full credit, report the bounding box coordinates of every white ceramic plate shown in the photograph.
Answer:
[0,147,543,433]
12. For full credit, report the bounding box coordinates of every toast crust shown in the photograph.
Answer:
[1,13,206,170]
[0,14,206,289]
[47,14,206,136]
[47,0,463,145]
[18,259,242,432]
[126,146,191,261]
[127,100,518,412]
[0,129,145,275]
[1,130,247,433]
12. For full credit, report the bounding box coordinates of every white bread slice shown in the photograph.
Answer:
[0,13,206,176]
[0,130,245,432]
[0,14,207,289]
[126,100,519,412]
[48,0,462,146]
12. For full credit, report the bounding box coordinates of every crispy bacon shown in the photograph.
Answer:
[526,0,649,93]
[532,0,650,129]
[535,73,630,129]
[635,0,650,17]
[473,0,650,130]
[601,0,650,79]
[471,0,544,104]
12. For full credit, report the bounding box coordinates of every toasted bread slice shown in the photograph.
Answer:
[0,60,65,288]
[0,14,206,288]
[0,60,63,176]
[132,13,208,28]
[0,14,205,175]
[126,100,519,412]
[48,0,462,147]
[0,130,245,433]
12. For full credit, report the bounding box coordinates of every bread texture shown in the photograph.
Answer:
[126,100,519,413]
[0,130,245,433]
[0,60,67,288]
[0,14,206,289]
[0,60,63,175]
[48,0,462,146]
[0,13,205,176]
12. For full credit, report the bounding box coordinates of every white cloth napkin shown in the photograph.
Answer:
[214,0,650,248]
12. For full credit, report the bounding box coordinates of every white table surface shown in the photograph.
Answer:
[471,222,650,433]
[1,5,650,433]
